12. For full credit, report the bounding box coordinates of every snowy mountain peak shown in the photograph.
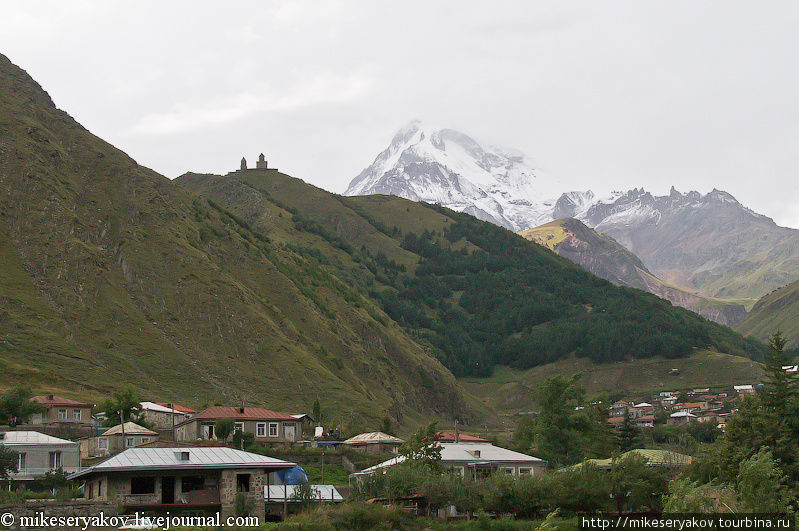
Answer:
[345,121,561,231]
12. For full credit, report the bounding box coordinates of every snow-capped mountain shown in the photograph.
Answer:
[347,121,799,305]
[345,120,563,231]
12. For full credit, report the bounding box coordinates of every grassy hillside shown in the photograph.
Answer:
[178,172,765,379]
[0,53,468,423]
[736,279,799,349]
[519,218,747,325]
[459,350,764,416]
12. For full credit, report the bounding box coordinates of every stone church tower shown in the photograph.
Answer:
[256,153,268,169]
[240,157,247,170]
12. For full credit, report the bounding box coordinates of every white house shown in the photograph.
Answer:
[354,441,547,479]
[0,431,80,480]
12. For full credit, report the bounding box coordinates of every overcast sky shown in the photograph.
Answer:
[3,1,799,227]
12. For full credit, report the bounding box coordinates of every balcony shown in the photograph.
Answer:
[10,467,81,480]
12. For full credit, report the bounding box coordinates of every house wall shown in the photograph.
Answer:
[29,406,93,426]
[7,443,80,480]
[176,419,300,444]
[143,410,192,431]
[447,461,547,478]
[219,469,265,523]
[93,468,264,524]
[80,433,156,459]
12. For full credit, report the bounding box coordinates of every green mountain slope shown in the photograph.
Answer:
[735,279,799,349]
[0,53,467,422]
[177,172,764,378]
[519,218,747,326]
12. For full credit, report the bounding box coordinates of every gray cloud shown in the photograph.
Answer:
[3,0,798,227]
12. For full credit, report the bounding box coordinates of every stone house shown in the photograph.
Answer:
[0,431,80,481]
[27,395,94,427]
[79,422,158,459]
[68,447,295,524]
[175,406,301,444]
[140,402,195,438]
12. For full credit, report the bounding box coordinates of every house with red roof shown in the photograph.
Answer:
[28,394,94,427]
[438,432,490,443]
[174,406,301,444]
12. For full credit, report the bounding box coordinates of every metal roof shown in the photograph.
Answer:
[30,395,93,408]
[193,406,295,421]
[69,447,295,480]
[356,442,545,475]
[265,484,343,502]
[102,422,158,436]
[343,432,404,445]
[0,431,78,446]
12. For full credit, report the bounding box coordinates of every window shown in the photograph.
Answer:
[452,466,465,477]
[98,437,108,450]
[126,437,135,447]
[98,479,103,497]
[256,423,266,437]
[130,477,156,495]
[141,437,150,444]
[181,476,205,493]
[236,474,250,492]
[18,453,26,472]
[518,468,532,476]
[73,409,82,420]
[472,450,481,458]
[48,451,62,470]
[268,422,278,437]
[501,467,514,475]
[234,422,244,434]
[58,409,67,420]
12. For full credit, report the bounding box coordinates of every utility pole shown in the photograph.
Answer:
[321,447,325,484]
[171,402,176,442]
[120,409,125,448]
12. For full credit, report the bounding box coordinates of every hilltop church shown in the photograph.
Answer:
[239,153,276,172]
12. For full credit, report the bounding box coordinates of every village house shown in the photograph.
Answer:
[610,401,634,418]
[342,432,405,454]
[668,411,696,426]
[175,406,301,444]
[355,437,547,480]
[633,415,655,428]
[69,447,295,524]
[632,402,655,417]
[0,431,80,481]
[79,422,159,459]
[140,402,195,437]
[27,394,94,427]
[734,384,756,396]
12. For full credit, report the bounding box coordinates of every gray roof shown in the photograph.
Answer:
[356,442,545,475]
[69,446,294,480]
[0,431,77,446]
[265,484,343,502]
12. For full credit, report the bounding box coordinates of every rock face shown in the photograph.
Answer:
[349,122,799,305]
[520,219,748,326]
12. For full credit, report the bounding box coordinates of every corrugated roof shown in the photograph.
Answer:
[265,485,343,502]
[575,449,692,470]
[69,447,294,480]
[356,442,545,474]
[30,395,93,408]
[102,422,158,436]
[194,406,295,421]
[343,432,404,445]
[0,431,78,446]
